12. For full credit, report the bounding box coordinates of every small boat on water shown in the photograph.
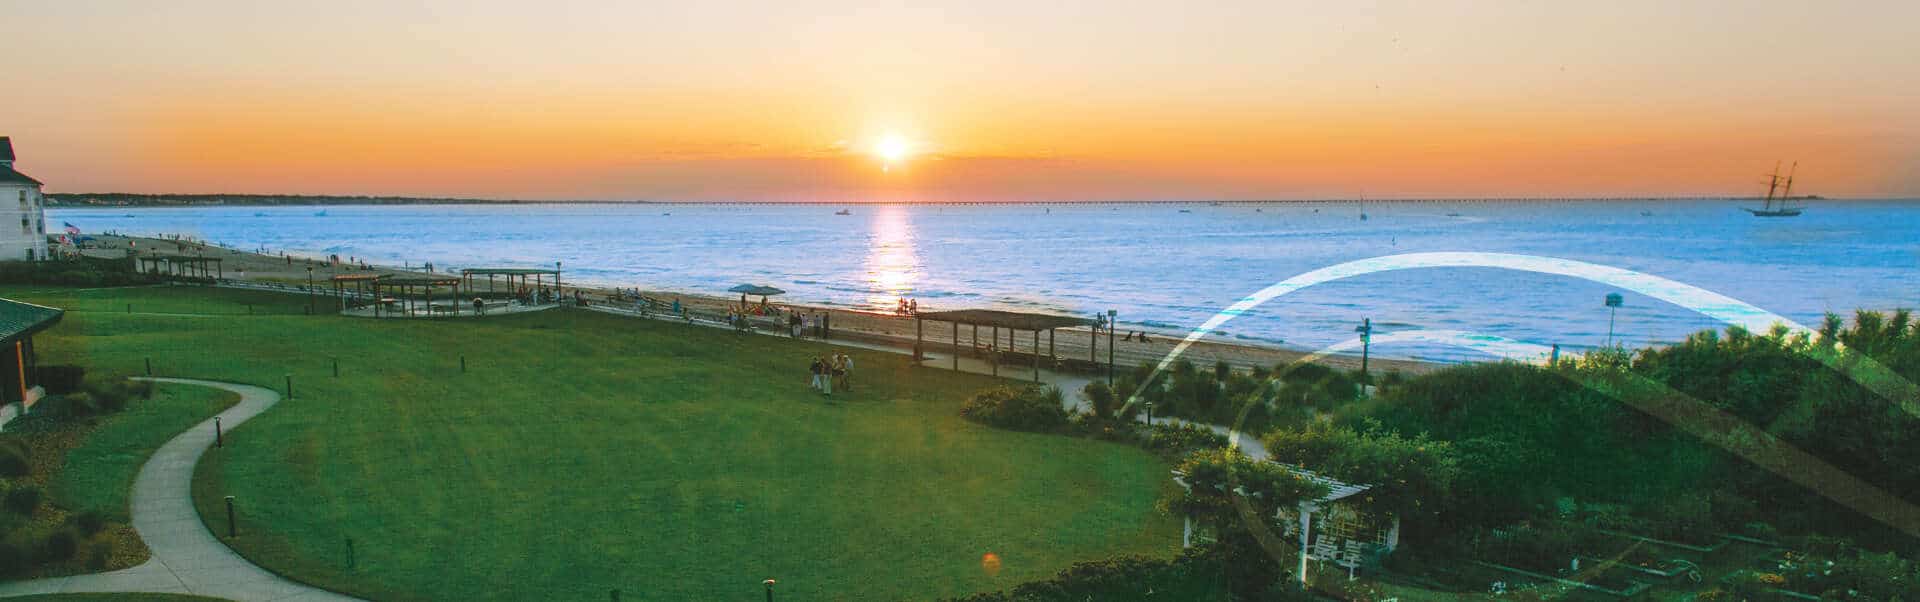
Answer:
[1640,210,1654,217]
[834,209,851,215]
[1445,212,1461,217]
[254,212,267,217]
[1178,209,1193,213]
[314,209,328,217]
[1745,161,1807,217]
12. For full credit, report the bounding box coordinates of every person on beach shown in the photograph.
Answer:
[909,299,918,314]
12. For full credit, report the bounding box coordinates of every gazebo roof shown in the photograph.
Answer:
[461,267,559,276]
[915,309,1091,330]
[0,298,62,344]
[382,276,461,286]
[140,255,223,263]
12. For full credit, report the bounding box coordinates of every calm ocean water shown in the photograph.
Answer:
[52,200,1920,362]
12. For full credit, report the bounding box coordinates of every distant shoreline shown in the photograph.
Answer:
[49,194,1838,208]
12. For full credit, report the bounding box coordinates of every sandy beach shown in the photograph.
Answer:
[77,233,1438,377]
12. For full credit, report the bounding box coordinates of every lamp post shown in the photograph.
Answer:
[306,266,315,314]
[1106,309,1117,387]
[1354,318,1372,395]
[1604,293,1624,348]
[1144,401,1154,426]
[764,578,776,602]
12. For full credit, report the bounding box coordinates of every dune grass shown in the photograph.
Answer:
[4,284,1179,600]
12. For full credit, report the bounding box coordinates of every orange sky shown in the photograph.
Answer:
[4,1,1918,200]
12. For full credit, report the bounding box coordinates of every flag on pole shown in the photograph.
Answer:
[62,222,80,235]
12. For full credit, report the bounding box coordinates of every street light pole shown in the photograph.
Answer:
[1106,309,1117,387]
[1604,293,1624,348]
[764,579,776,602]
[1354,318,1372,396]
[1145,401,1154,426]
[306,266,315,314]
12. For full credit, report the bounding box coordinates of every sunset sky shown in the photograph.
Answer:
[5,1,1918,201]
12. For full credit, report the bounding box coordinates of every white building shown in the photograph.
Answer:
[0,137,49,262]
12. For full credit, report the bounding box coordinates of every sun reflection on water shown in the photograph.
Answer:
[864,205,921,311]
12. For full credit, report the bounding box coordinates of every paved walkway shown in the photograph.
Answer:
[0,378,362,601]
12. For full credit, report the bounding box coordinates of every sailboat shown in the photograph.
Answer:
[1744,162,1805,217]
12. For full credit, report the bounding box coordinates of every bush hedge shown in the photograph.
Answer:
[960,385,1069,433]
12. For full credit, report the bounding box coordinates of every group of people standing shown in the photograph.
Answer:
[808,353,854,396]
[893,297,920,316]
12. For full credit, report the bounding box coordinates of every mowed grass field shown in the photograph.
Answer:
[4,285,1180,600]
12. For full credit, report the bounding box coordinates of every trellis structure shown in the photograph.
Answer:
[136,255,224,280]
[373,275,463,317]
[913,309,1093,382]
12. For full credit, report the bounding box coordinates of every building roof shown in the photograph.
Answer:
[914,309,1091,330]
[1273,463,1372,503]
[0,298,64,344]
[0,137,40,187]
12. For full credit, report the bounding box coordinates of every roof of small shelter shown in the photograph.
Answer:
[1273,463,1372,503]
[141,255,223,263]
[0,298,63,344]
[461,267,559,276]
[382,276,461,286]
[330,273,389,282]
[915,309,1091,330]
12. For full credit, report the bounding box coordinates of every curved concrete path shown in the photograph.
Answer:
[0,378,363,601]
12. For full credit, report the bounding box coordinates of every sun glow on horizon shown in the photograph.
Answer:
[873,134,913,171]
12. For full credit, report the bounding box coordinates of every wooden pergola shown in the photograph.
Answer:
[330,273,388,314]
[374,275,463,317]
[136,255,223,280]
[460,267,562,301]
[915,309,1093,382]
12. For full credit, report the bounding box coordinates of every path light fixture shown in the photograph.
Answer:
[306,266,315,314]
[1604,292,1624,347]
[764,578,777,602]
[1145,401,1154,426]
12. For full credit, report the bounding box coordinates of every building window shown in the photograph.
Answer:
[25,249,34,261]
[20,217,28,233]
[36,218,43,234]
[15,191,23,208]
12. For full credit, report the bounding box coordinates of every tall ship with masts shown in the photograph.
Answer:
[1745,161,1807,217]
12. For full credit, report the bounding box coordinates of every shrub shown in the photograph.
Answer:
[73,510,107,536]
[1080,382,1115,420]
[0,439,28,477]
[959,385,1069,433]
[39,528,78,562]
[33,365,86,395]
[4,486,42,516]
[86,541,112,570]
[0,537,27,574]
[1143,423,1229,456]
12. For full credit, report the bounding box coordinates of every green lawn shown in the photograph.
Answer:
[4,285,1180,601]
[53,383,240,521]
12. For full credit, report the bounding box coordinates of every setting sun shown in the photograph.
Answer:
[874,134,912,168]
